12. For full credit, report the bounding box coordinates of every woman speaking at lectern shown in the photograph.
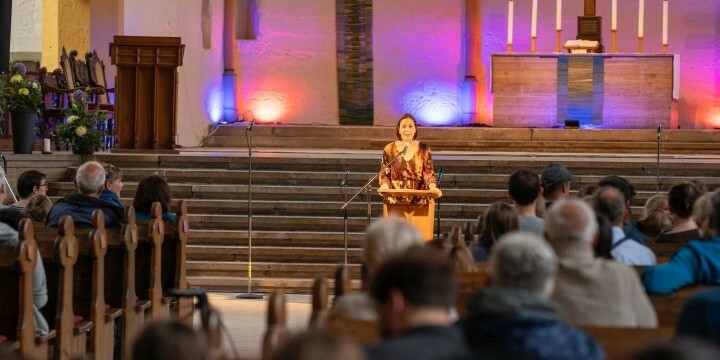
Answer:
[378,114,442,205]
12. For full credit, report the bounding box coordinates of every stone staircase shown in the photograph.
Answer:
[42,149,720,293]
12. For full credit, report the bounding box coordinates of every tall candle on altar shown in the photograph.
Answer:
[662,0,668,45]
[507,0,514,44]
[556,0,562,31]
[611,0,617,31]
[531,0,538,37]
[638,0,644,38]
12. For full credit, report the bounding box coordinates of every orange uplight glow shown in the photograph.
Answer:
[696,105,720,128]
[247,92,289,122]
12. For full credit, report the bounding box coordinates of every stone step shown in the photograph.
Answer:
[187,261,362,279]
[187,230,366,248]
[185,276,361,293]
[187,245,363,263]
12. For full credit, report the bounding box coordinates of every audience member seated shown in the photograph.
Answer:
[271,330,365,360]
[24,194,52,223]
[10,170,47,209]
[46,161,122,227]
[594,215,614,260]
[508,169,544,236]
[656,183,702,244]
[642,190,720,295]
[459,232,604,360]
[365,249,471,360]
[690,179,709,195]
[472,202,518,261]
[634,337,720,360]
[675,289,720,346]
[545,199,658,327]
[427,229,478,273]
[593,186,656,266]
[332,218,424,321]
[637,194,672,241]
[99,163,124,213]
[693,193,712,240]
[131,320,209,360]
[599,175,649,244]
[541,163,573,209]
[577,184,599,199]
[0,167,48,336]
[134,175,176,221]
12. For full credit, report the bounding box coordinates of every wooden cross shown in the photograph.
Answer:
[585,0,596,16]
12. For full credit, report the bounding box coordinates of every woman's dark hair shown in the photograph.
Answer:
[668,183,702,219]
[478,202,519,251]
[594,215,614,260]
[132,176,173,214]
[395,113,418,140]
[131,320,209,360]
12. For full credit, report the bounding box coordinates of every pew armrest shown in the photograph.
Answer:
[106,308,123,321]
[0,340,19,351]
[136,300,152,311]
[74,321,94,334]
[37,330,56,344]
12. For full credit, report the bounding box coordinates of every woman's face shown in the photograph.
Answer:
[398,118,416,142]
[107,178,124,197]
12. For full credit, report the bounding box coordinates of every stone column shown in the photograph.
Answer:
[462,0,481,124]
[336,0,374,125]
[223,0,238,122]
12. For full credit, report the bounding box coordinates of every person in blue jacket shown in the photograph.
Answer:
[99,163,124,213]
[642,191,720,295]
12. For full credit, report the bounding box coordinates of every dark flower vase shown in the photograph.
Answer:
[10,111,37,154]
[72,141,95,155]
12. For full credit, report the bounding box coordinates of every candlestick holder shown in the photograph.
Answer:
[556,30,562,52]
[507,43,513,53]
[662,44,668,54]
[611,30,617,53]
[531,37,537,53]
[638,37,644,53]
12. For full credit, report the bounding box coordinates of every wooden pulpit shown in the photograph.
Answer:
[378,189,436,241]
[109,36,185,152]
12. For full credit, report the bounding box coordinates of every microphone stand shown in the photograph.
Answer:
[656,125,661,193]
[237,120,263,300]
[0,154,17,203]
[341,146,408,213]
[340,171,349,265]
[434,168,444,240]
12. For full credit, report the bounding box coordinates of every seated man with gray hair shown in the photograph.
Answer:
[46,161,122,227]
[331,218,424,320]
[460,232,604,360]
[546,198,657,328]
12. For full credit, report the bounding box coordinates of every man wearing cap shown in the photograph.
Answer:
[541,163,574,210]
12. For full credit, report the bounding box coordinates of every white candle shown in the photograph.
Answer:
[531,0,538,38]
[638,0,644,38]
[556,0,562,31]
[508,0,514,44]
[43,139,51,153]
[611,0,617,31]
[662,0,669,45]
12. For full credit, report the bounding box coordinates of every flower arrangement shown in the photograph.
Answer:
[55,90,106,153]
[0,63,42,113]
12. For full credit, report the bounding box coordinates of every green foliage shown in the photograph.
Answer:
[55,91,106,150]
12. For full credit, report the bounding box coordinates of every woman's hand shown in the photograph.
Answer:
[429,184,442,198]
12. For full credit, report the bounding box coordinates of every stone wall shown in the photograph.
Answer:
[10,0,41,58]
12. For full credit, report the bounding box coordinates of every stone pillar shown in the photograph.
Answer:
[223,0,238,122]
[0,0,11,73]
[336,0,373,125]
[462,0,481,124]
[42,0,90,69]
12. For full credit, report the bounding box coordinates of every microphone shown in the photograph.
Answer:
[436,168,445,186]
[340,171,349,187]
[401,142,409,155]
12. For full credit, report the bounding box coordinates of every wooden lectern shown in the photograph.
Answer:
[109,36,185,152]
[378,189,436,242]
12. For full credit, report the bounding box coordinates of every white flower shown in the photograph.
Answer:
[75,126,87,137]
[66,115,78,124]
[9,75,22,84]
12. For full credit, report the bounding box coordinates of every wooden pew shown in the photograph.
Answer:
[262,291,290,360]
[649,285,717,327]
[325,317,380,344]
[334,265,352,301]
[456,268,490,318]
[648,242,683,259]
[309,277,329,329]
[135,202,170,319]
[161,200,193,325]
[0,219,54,359]
[36,216,93,360]
[582,326,674,360]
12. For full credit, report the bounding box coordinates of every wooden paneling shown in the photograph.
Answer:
[110,36,184,151]
[492,54,673,129]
